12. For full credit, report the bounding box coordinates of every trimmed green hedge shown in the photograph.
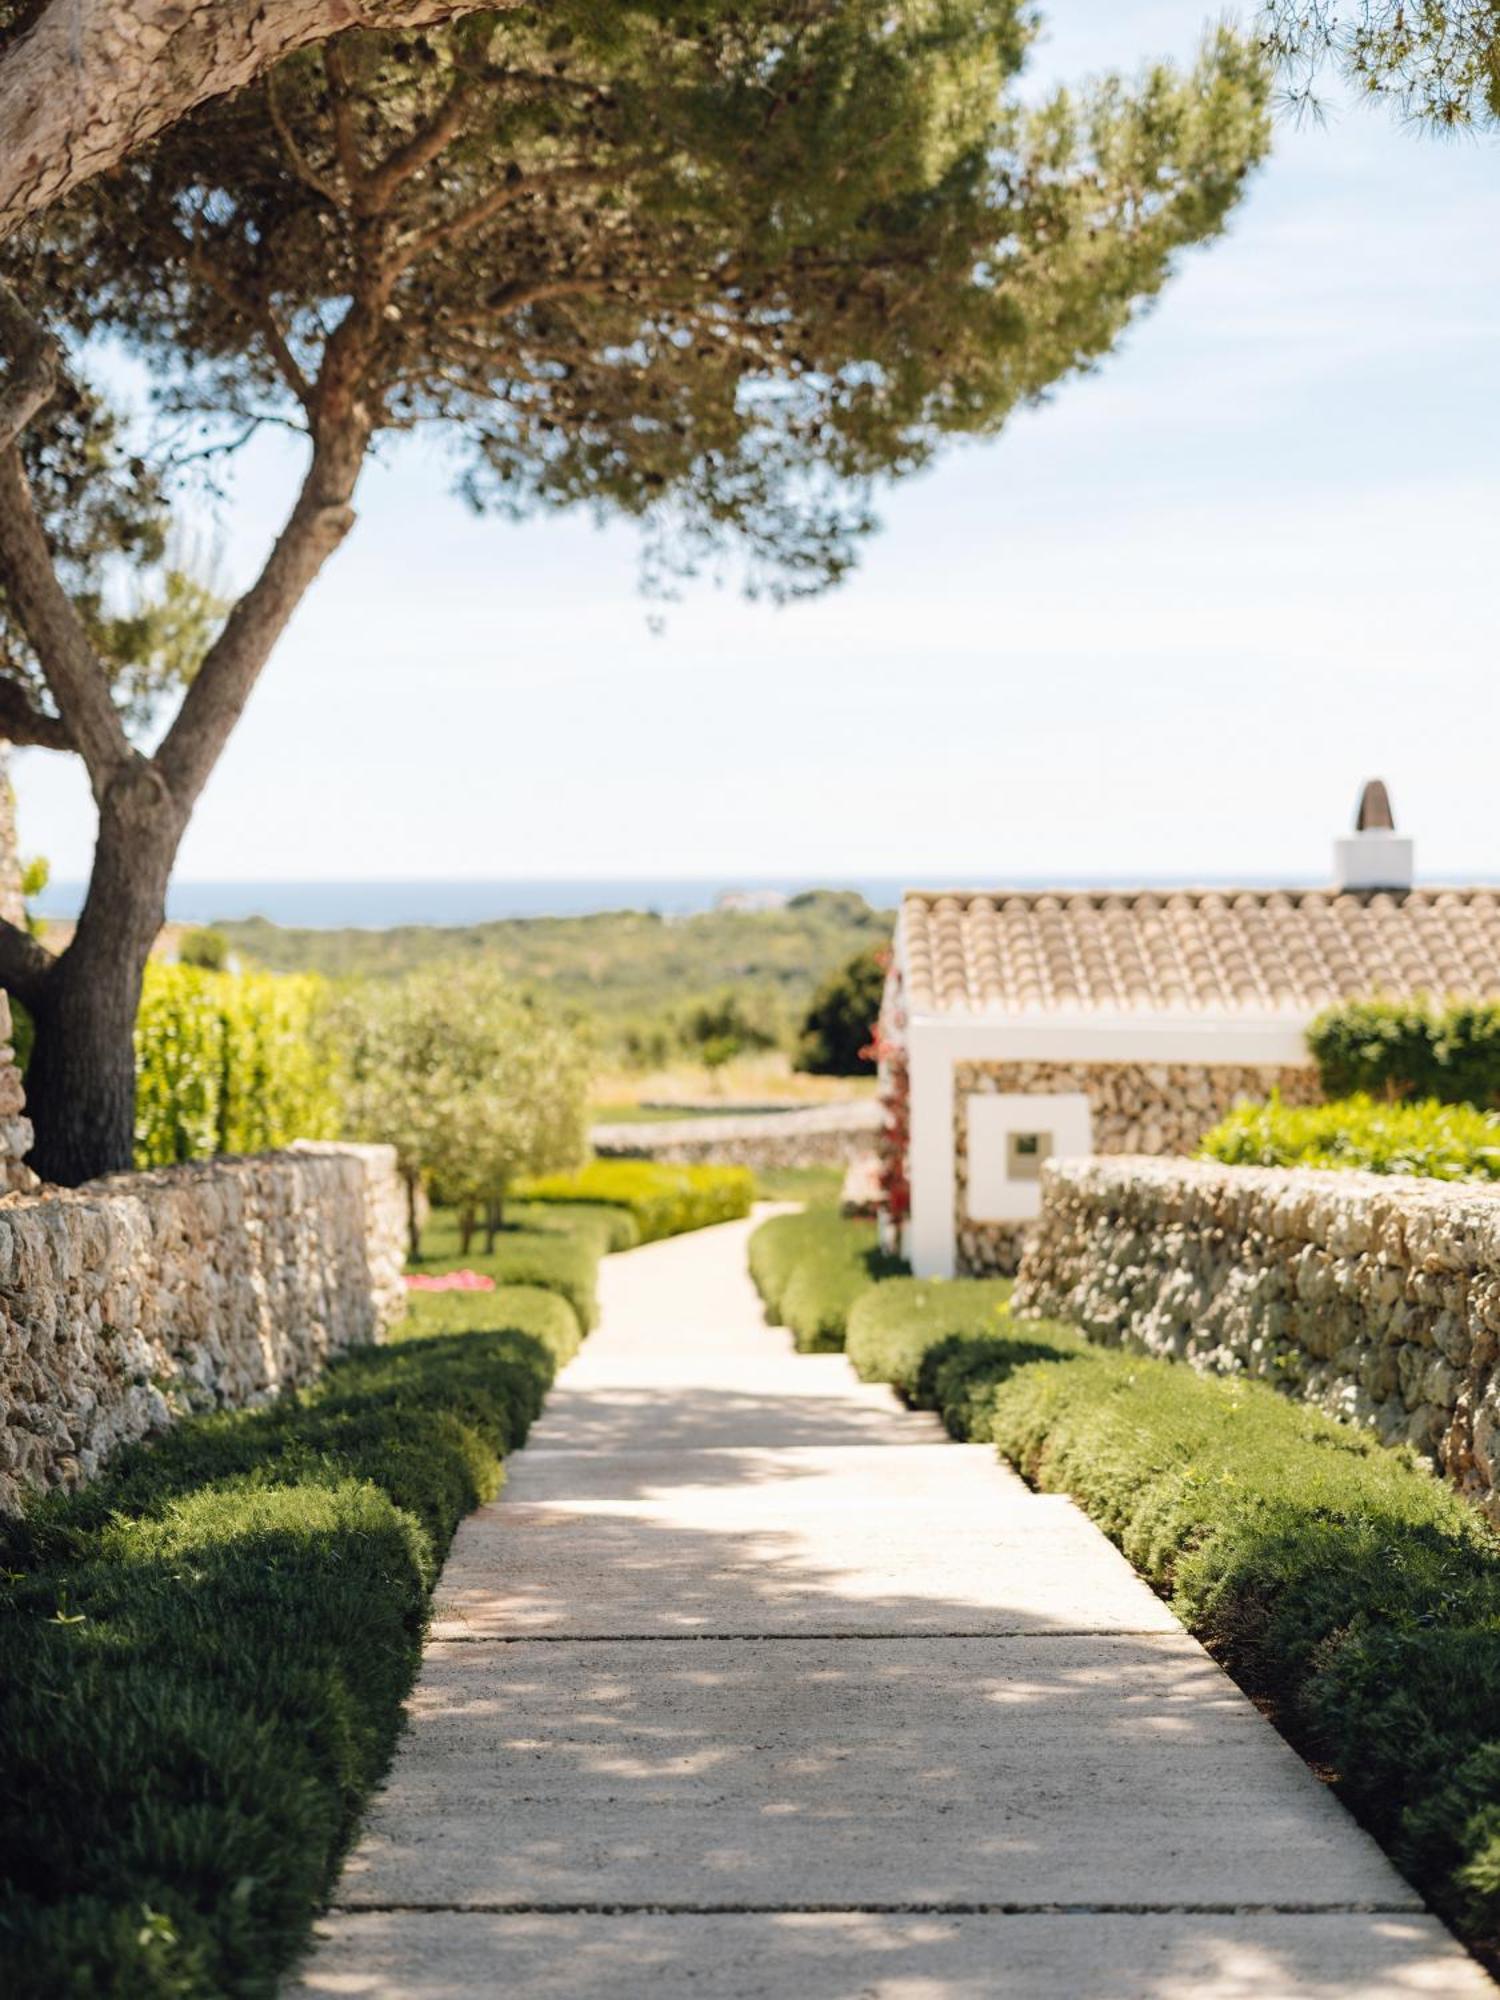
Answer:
[748,1208,905,1352]
[1310,999,1500,1108]
[849,1279,1500,1960]
[134,963,340,1168]
[514,1160,754,1243]
[0,1286,579,1998]
[1200,1092,1500,1181]
[845,1277,1015,1401]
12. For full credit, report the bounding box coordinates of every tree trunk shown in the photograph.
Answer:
[403,1170,424,1263]
[484,1195,504,1253]
[459,1203,476,1256]
[0,0,494,246]
[24,769,182,1185]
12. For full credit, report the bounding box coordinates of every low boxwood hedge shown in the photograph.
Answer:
[0,1285,580,1998]
[749,1208,905,1352]
[1199,1090,1500,1181]
[849,1277,1500,1964]
[514,1159,754,1243]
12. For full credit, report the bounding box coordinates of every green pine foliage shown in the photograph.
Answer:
[1199,1092,1500,1180]
[514,1160,754,1243]
[132,964,340,1168]
[795,947,886,1076]
[748,1208,905,1351]
[1308,999,1500,1107]
[844,1277,1500,1959]
[0,1285,581,1998]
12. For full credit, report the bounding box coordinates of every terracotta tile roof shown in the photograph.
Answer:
[900,888,1500,1017]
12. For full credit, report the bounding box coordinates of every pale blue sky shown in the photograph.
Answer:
[15,2,1499,892]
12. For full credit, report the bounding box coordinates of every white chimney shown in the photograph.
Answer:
[1333,778,1413,892]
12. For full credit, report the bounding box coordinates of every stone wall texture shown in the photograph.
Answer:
[955,1060,1321,1276]
[592,1100,880,1168]
[1012,1155,1500,1521]
[0,1141,405,1512]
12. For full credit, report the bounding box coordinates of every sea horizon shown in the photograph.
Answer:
[32,872,1497,932]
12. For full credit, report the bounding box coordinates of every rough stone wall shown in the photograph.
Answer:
[592,1101,880,1168]
[955,1060,1320,1276]
[0,1142,405,1512]
[1012,1155,1500,1521]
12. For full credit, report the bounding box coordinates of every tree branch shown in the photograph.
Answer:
[0,0,511,245]
[0,674,73,750]
[395,163,629,271]
[154,423,369,810]
[0,447,132,793]
[265,66,345,207]
[359,79,473,214]
[181,224,315,410]
[0,276,59,454]
[0,913,54,1010]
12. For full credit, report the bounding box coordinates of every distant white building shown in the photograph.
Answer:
[881,783,1500,1278]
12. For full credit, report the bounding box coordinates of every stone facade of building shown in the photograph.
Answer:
[1012,1154,1500,1522]
[953,1060,1321,1275]
[0,1141,405,1512]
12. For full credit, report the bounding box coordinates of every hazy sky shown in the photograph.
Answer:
[14,2,1499,890]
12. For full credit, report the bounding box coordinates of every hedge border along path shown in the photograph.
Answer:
[845,1276,1500,1974]
[747,1207,905,1351]
[0,1268,585,2000]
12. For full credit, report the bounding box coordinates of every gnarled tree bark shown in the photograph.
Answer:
[0,0,501,245]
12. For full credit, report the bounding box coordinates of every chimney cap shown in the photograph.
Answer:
[1356,778,1395,833]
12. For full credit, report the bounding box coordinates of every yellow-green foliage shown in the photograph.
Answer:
[514,1160,754,1243]
[1199,1091,1500,1181]
[133,964,340,1168]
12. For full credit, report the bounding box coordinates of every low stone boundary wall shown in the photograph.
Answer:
[0,1141,405,1512]
[1013,1156,1500,1521]
[591,1100,880,1168]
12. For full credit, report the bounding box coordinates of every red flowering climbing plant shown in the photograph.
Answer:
[862,955,910,1229]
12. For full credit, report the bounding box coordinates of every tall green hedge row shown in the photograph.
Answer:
[0,1286,580,1997]
[1309,999,1500,1107]
[1200,1092,1500,1181]
[133,964,340,1169]
[843,1278,1500,1963]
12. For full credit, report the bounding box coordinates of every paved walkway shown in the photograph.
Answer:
[294,1214,1491,1998]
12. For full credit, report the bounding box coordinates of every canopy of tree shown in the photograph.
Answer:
[0,2,1270,1182]
[1263,1,1500,129]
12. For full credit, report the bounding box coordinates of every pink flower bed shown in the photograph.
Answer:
[402,1270,497,1293]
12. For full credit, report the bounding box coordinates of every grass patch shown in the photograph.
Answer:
[418,1205,604,1329]
[846,1277,1500,1964]
[752,1163,845,1205]
[748,1208,904,1352]
[0,1285,580,1998]
[512,1159,753,1243]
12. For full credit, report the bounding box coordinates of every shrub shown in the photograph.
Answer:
[514,1159,753,1242]
[178,926,229,971]
[1200,1092,1500,1181]
[133,964,340,1168]
[848,1278,1500,1957]
[846,1277,1015,1400]
[748,1208,904,1351]
[0,1286,579,1999]
[1309,999,1500,1107]
[795,946,886,1075]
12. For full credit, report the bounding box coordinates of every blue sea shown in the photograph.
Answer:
[33,873,1350,930]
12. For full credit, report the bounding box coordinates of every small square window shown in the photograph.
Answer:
[1008,1131,1053,1181]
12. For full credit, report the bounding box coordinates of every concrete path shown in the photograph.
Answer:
[293,1213,1492,1998]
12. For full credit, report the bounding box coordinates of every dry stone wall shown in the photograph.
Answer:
[955,1059,1320,1276]
[0,1141,405,1512]
[592,1101,880,1168]
[1013,1155,1500,1521]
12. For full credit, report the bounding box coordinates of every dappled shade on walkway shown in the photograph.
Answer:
[293,1214,1491,1998]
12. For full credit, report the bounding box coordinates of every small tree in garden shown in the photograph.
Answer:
[796,948,887,1077]
[0,4,1270,1182]
[341,966,589,1259]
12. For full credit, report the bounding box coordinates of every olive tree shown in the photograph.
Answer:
[0,2,1270,1183]
[340,965,589,1259]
